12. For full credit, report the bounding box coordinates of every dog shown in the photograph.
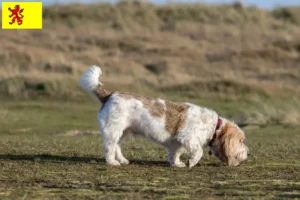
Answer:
[79,66,250,168]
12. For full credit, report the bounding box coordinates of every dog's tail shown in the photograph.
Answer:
[79,66,112,103]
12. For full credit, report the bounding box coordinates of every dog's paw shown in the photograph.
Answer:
[172,162,186,168]
[107,160,121,166]
[119,158,130,165]
[188,159,198,168]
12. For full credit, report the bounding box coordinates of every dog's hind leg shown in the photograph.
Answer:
[103,135,121,166]
[102,131,129,166]
[99,118,127,166]
[102,129,130,166]
[115,133,129,165]
[98,101,130,166]
[115,144,129,165]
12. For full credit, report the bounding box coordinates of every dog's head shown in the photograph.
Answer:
[209,120,250,166]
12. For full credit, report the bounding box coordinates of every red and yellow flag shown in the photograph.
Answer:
[2,2,42,29]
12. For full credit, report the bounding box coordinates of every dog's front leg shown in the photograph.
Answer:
[168,142,186,167]
[187,145,203,168]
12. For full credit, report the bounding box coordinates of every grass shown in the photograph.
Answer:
[0,100,300,199]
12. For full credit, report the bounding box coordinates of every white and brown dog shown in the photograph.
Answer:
[79,66,250,168]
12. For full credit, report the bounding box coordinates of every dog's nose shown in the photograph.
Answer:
[247,151,251,156]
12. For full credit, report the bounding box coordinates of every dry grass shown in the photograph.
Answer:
[0,2,300,99]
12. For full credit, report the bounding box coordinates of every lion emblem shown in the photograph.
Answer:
[8,5,24,25]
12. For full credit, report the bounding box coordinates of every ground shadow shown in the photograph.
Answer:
[130,159,169,166]
[0,154,170,167]
[0,154,105,163]
[0,154,223,167]
[277,194,300,198]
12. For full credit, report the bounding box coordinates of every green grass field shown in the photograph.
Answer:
[0,99,299,199]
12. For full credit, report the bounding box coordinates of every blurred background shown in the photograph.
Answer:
[1,0,300,8]
[0,0,300,126]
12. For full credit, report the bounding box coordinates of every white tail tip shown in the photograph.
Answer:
[79,65,102,93]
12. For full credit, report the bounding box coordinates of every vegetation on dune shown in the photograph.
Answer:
[42,2,300,26]
[0,2,300,100]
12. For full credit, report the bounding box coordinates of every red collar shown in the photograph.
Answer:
[208,118,222,147]
[216,118,222,131]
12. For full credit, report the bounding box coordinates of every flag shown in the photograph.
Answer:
[2,2,42,29]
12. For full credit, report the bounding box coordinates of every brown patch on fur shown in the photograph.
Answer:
[217,122,244,165]
[119,93,189,135]
[149,101,165,117]
[93,85,112,103]
[165,101,189,135]
[119,93,165,118]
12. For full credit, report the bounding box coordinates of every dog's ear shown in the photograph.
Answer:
[218,122,241,165]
